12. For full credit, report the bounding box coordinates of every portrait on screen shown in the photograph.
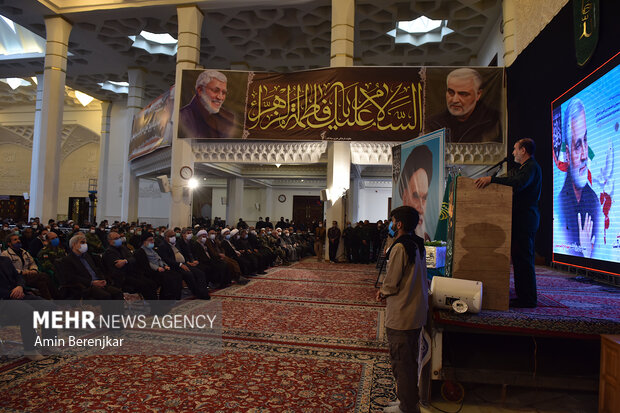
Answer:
[552,62,620,264]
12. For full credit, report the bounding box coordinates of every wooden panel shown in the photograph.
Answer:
[600,335,620,413]
[452,176,512,311]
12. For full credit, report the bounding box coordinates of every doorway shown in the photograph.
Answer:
[67,197,89,226]
[292,195,323,230]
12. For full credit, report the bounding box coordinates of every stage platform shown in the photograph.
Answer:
[434,265,620,338]
[429,265,620,392]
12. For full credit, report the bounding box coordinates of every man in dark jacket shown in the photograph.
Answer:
[102,231,158,300]
[157,229,210,299]
[60,233,123,301]
[191,229,234,287]
[133,232,182,301]
[0,256,57,359]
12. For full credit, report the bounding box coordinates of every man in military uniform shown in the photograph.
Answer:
[36,230,67,291]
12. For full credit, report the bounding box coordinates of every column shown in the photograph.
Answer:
[348,178,359,224]
[226,177,244,225]
[169,5,203,228]
[28,17,72,222]
[324,0,354,260]
[28,73,44,220]
[263,186,273,222]
[502,0,517,67]
[95,101,112,222]
[120,68,145,223]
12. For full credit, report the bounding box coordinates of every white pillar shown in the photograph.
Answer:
[96,101,112,222]
[226,177,244,225]
[28,17,72,222]
[169,5,203,228]
[263,187,273,222]
[325,0,354,260]
[349,178,359,224]
[120,68,145,223]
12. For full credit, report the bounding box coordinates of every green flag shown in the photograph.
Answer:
[434,174,453,242]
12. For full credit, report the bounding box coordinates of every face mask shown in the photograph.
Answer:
[169,237,176,244]
[90,230,95,234]
[50,238,60,247]
[12,242,22,250]
[130,229,135,234]
[113,239,123,247]
[32,225,37,230]
[79,243,88,253]
[388,221,396,237]
[250,231,256,235]
[199,237,206,244]
[209,234,216,241]
[318,224,322,227]
[284,232,289,236]
[267,231,272,235]
[185,234,193,241]
[136,231,142,236]
[243,234,248,239]
[175,233,181,238]
[13,230,20,235]
[42,234,47,240]
[121,237,126,243]
[146,242,154,249]
[225,234,231,240]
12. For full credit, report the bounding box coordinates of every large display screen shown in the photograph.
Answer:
[552,51,620,275]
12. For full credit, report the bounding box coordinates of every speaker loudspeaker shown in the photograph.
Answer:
[23,192,29,200]
[320,189,328,202]
[156,175,171,193]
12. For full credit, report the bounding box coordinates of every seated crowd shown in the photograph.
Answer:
[0,217,318,306]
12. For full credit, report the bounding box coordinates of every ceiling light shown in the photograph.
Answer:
[1,16,16,33]
[74,90,94,106]
[139,31,177,45]
[387,16,453,46]
[108,80,129,87]
[188,178,199,190]
[275,163,281,168]
[98,81,129,94]
[128,31,177,56]
[1,77,31,89]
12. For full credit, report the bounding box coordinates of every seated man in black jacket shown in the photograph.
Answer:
[133,232,182,301]
[60,233,123,301]
[0,256,57,360]
[158,229,210,300]
[102,231,157,300]
[179,227,228,288]
[221,228,256,276]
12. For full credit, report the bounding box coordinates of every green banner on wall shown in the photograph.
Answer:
[573,0,599,66]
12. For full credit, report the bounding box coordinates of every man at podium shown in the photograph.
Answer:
[475,138,542,308]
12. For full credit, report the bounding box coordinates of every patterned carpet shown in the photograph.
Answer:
[0,259,393,412]
[435,265,620,337]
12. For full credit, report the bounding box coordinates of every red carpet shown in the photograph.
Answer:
[0,259,393,412]
[212,278,380,306]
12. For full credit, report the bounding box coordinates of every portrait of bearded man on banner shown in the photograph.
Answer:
[179,69,235,139]
[425,67,503,143]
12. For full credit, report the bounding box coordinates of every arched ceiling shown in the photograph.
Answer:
[0,0,502,103]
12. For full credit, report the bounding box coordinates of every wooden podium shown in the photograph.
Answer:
[451,176,512,311]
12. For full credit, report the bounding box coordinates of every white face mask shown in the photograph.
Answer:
[199,237,207,244]
[209,234,216,240]
[185,233,193,241]
[90,230,96,234]
[169,236,176,244]
[79,243,88,253]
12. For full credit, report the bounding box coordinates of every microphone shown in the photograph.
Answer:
[485,156,509,175]
[487,157,508,172]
